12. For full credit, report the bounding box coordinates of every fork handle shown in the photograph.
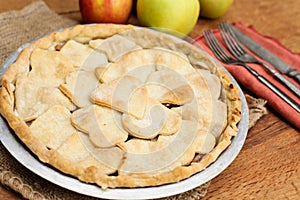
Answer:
[243,64,300,113]
[274,72,300,98]
[260,62,300,99]
[287,71,300,84]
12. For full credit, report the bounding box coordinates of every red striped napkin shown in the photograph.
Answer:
[192,22,300,130]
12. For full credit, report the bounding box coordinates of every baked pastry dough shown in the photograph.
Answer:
[91,75,148,119]
[122,98,181,139]
[0,24,241,189]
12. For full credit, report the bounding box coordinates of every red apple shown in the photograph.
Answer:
[79,0,133,24]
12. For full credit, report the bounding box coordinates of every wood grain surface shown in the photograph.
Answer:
[0,0,299,199]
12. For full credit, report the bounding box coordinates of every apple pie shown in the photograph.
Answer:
[0,24,241,189]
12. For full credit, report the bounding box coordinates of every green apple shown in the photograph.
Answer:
[137,0,200,37]
[199,0,234,19]
[79,0,133,24]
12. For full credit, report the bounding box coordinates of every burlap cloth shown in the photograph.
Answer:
[0,1,267,199]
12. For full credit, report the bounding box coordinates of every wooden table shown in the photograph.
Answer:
[0,0,299,199]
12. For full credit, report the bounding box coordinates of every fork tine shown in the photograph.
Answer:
[219,28,241,58]
[219,22,247,55]
[203,31,222,60]
[219,23,244,57]
[203,30,230,63]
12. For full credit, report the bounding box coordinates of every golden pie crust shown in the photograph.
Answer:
[0,24,241,189]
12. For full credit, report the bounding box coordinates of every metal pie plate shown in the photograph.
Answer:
[0,26,249,200]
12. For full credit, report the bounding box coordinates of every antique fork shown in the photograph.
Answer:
[218,22,300,98]
[203,30,300,113]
